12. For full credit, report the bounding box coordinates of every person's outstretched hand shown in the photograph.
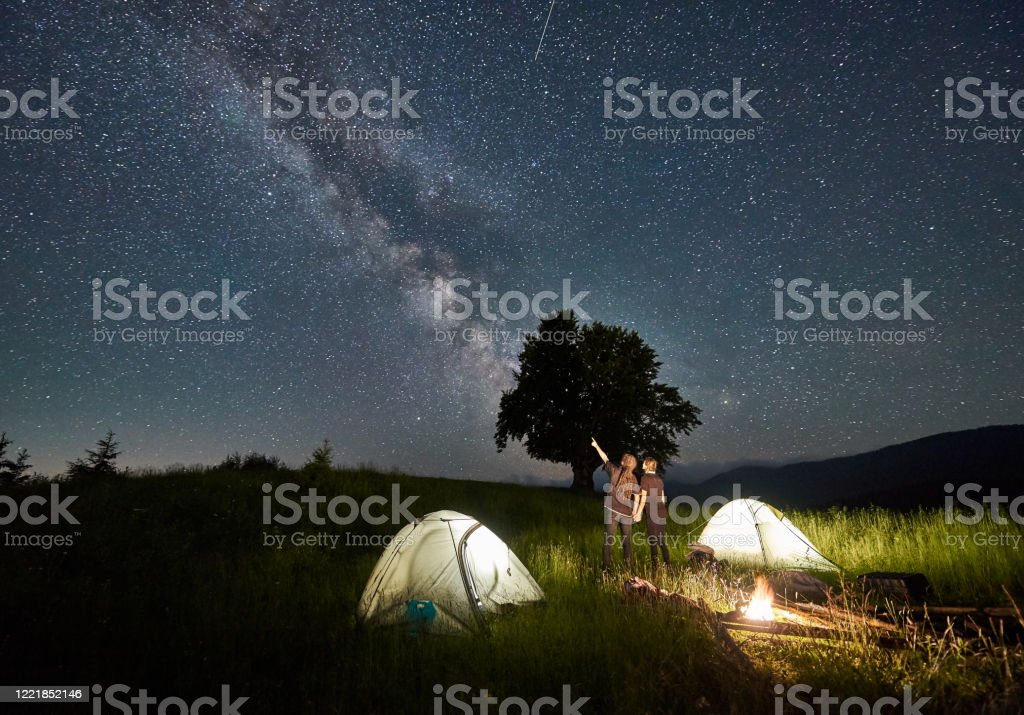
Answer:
[591,436,598,448]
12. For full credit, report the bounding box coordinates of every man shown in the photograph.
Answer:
[633,458,670,567]
[591,437,637,572]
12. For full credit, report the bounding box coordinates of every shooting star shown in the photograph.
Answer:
[534,0,556,61]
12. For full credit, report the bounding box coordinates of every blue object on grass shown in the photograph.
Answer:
[406,599,437,635]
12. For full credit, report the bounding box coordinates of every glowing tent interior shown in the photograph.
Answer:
[356,510,545,632]
[696,498,840,571]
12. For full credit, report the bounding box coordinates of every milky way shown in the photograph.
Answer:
[0,1,1021,482]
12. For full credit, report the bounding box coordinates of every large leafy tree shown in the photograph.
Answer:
[495,313,701,489]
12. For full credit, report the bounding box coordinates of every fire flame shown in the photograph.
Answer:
[742,576,775,622]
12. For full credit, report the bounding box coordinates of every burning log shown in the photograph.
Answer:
[622,571,1020,650]
[726,576,910,648]
[776,597,902,633]
[621,574,914,649]
[739,575,775,622]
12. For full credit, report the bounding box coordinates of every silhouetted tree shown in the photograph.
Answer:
[219,451,282,471]
[219,452,243,470]
[303,439,334,477]
[0,432,32,483]
[241,452,282,471]
[495,313,701,490]
[67,430,121,478]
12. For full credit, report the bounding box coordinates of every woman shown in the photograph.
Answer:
[633,457,670,567]
[591,437,637,572]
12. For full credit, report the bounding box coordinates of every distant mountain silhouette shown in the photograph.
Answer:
[690,425,1024,509]
[663,458,787,485]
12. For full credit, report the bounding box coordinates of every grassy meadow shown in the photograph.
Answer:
[1,466,1022,714]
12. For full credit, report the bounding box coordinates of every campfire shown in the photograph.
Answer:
[622,575,918,649]
[742,576,775,622]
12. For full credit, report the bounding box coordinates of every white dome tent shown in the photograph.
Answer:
[356,510,545,633]
[696,498,839,571]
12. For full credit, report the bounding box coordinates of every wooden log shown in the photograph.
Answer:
[905,605,1019,619]
[777,598,902,632]
[720,611,909,649]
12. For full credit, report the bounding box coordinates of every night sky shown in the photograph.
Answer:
[1,1,1020,481]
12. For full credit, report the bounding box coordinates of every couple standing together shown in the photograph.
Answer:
[591,437,670,572]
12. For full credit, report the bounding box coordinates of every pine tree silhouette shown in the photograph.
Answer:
[67,430,121,478]
[0,432,32,482]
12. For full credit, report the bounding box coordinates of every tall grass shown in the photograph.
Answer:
[796,507,1024,604]
[1,468,1021,713]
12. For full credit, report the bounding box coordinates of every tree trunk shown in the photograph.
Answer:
[570,461,594,490]
[570,447,601,490]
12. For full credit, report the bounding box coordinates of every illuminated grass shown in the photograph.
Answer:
[1,467,1021,714]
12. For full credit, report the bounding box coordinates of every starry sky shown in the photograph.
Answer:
[0,1,1021,482]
